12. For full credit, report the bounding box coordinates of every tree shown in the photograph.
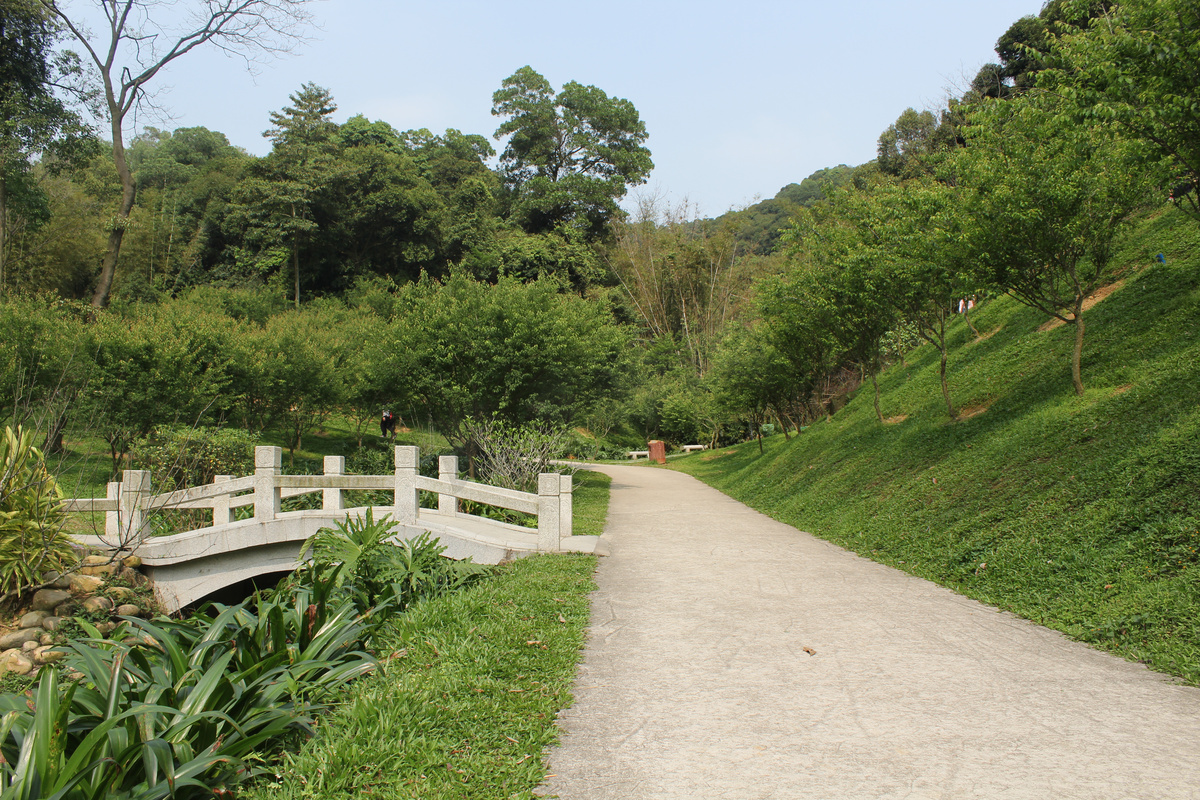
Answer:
[36,0,314,308]
[396,275,629,455]
[608,196,759,375]
[491,66,652,239]
[957,94,1154,395]
[1044,0,1200,221]
[0,0,95,296]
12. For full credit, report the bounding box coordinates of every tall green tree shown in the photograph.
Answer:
[957,94,1154,395]
[36,0,314,308]
[1045,0,1200,221]
[0,0,94,296]
[491,66,652,239]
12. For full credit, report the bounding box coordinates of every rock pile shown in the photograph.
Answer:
[0,554,154,680]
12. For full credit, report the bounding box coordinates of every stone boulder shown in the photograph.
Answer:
[81,596,114,614]
[18,610,50,629]
[0,628,43,651]
[1,651,34,676]
[69,574,105,594]
[31,588,71,612]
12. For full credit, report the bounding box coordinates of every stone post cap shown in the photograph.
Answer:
[121,469,152,490]
[255,446,282,470]
[538,473,561,495]
[323,455,346,473]
[394,445,420,469]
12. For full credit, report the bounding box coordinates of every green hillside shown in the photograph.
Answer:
[673,206,1200,683]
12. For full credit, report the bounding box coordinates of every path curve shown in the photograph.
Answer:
[539,465,1200,800]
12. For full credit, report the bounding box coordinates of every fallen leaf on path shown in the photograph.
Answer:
[802,647,816,656]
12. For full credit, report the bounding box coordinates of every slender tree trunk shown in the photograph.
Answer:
[1071,299,1086,396]
[291,204,300,309]
[872,372,883,423]
[0,177,7,297]
[939,345,955,419]
[964,301,980,338]
[92,130,136,308]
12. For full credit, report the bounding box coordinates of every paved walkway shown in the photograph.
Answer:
[539,465,1200,800]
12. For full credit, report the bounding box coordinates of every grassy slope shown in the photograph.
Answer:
[675,206,1200,683]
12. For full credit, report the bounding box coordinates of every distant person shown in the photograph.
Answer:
[381,410,397,438]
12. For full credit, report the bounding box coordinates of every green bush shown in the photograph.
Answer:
[0,426,74,600]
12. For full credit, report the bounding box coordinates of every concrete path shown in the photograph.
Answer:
[539,465,1200,800]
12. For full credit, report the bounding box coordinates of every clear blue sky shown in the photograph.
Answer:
[119,0,1045,217]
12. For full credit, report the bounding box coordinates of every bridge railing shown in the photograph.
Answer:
[64,445,572,552]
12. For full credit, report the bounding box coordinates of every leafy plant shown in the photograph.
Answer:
[0,425,74,602]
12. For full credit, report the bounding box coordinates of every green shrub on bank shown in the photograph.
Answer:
[0,426,72,601]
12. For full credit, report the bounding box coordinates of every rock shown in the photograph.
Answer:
[107,586,137,603]
[80,563,117,578]
[122,555,143,569]
[81,554,112,567]
[41,616,63,632]
[95,621,116,635]
[21,640,37,652]
[115,604,142,618]
[18,610,50,629]
[69,574,105,594]
[1,652,33,676]
[39,633,53,646]
[32,646,64,666]
[31,588,72,612]
[81,596,113,614]
[0,628,43,650]
[55,601,79,617]
[42,571,73,590]
[117,567,148,587]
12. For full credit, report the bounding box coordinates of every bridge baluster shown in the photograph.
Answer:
[119,469,151,546]
[254,446,282,522]
[438,455,458,516]
[212,475,235,525]
[323,456,346,511]
[394,446,420,524]
[537,473,561,552]
[559,474,573,540]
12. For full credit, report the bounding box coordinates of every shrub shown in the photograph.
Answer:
[0,426,73,601]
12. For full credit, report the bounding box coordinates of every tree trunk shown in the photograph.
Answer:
[872,372,883,423]
[939,345,956,419]
[92,128,136,308]
[0,176,7,296]
[1071,300,1086,396]
[964,301,980,338]
[291,203,300,309]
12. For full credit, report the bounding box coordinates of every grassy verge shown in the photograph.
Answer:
[240,468,610,799]
[674,207,1200,684]
[570,469,611,536]
[242,554,598,800]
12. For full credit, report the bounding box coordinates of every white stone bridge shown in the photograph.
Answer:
[66,446,603,612]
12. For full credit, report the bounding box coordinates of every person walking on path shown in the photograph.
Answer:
[539,465,1200,800]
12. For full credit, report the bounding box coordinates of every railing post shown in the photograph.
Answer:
[559,473,573,539]
[104,480,121,539]
[212,475,235,525]
[119,470,151,545]
[254,446,282,523]
[537,473,561,552]
[323,456,345,511]
[438,455,458,516]
[394,446,419,524]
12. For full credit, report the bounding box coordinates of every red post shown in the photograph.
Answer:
[648,440,667,465]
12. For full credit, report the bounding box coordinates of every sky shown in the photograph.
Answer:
[87,0,1046,218]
